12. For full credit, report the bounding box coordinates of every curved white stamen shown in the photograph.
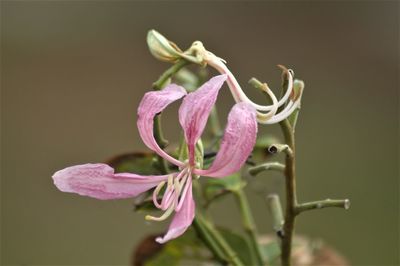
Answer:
[160,170,187,210]
[256,84,279,121]
[263,100,301,124]
[152,181,166,208]
[152,174,175,209]
[176,173,192,212]
[206,53,294,112]
[160,188,174,210]
[148,167,192,221]
[145,202,176,221]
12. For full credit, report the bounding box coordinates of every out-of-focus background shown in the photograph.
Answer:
[1,1,398,265]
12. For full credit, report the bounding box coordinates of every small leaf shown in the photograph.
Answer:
[106,152,161,175]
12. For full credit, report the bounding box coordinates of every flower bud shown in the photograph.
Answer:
[147,30,183,63]
[291,79,305,102]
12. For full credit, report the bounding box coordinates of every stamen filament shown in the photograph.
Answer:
[263,100,300,124]
[145,201,176,221]
[152,181,166,208]
[176,173,192,211]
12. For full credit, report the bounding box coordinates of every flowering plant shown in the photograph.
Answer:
[52,30,349,266]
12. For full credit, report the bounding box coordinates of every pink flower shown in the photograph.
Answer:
[52,74,257,243]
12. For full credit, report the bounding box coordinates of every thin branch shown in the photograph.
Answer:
[152,59,189,90]
[296,199,350,214]
[248,162,285,176]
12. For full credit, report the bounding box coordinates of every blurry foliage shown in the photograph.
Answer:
[133,232,349,266]
[106,152,162,175]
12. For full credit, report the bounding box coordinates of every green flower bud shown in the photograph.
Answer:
[147,30,183,63]
[291,79,305,102]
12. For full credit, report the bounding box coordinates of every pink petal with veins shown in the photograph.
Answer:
[178,74,227,164]
[137,84,187,167]
[156,178,195,244]
[194,102,257,178]
[52,163,171,200]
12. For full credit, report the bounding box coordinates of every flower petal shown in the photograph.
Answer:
[156,179,195,244]
[194,102,257,177]
[137,84,187,167]
[178,74,227,163]
[52,163,171,200]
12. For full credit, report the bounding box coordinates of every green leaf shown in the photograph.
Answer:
[260,239,281,264]
[203,173,244,204]
[145,244,182,266]
[105,152,161,175]
[136,229,211,266]
[218,228,255,265]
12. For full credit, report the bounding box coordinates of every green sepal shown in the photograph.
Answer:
[287,79,305,132]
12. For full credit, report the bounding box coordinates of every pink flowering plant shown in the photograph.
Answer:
[52,30,350,266]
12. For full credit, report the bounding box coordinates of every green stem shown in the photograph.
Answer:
[152,59,189,90]
[233,189,265,265]
[248,162,285,176]
[279,116,297,266]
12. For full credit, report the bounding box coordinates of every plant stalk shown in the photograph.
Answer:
[279,119,297,266]
[233,189,265,265]
[248,162,285,176]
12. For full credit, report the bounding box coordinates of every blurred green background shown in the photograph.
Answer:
[1,1,398,265]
